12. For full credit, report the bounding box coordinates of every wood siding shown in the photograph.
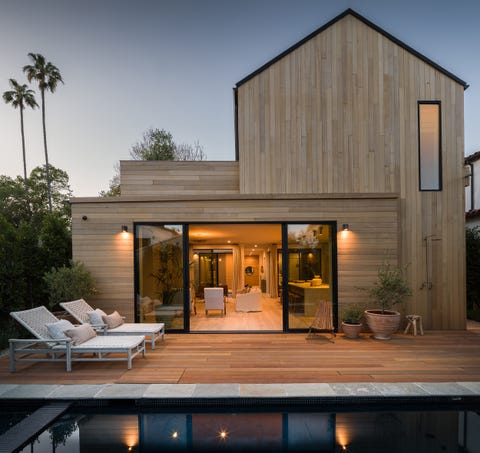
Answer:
[120,161,239,196]
[71,195,398,324]
[236,14,464,197]
[236,13,466,328]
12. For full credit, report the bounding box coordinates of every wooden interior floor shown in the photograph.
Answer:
[1,328,480,385]
[189,296,284,331]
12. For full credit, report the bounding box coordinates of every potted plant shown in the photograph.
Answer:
[341,304,364,339]
[363,262,412,340]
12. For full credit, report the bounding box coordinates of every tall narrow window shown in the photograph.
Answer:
[418,102,442,191]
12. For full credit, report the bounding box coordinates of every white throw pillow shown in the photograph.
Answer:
[102,310,124,329]
[45,319,75,339]
[64,324,97,345]
[87,308,106,326]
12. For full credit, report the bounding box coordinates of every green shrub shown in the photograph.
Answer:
[466,226,480,317]
[43,260,97,310]
[0,316,25,350]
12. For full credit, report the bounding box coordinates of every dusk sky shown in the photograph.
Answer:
[1,0,479,197]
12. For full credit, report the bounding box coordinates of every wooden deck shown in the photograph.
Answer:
[1,329,480,385]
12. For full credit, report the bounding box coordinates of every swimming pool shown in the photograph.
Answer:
[6,402,480,452]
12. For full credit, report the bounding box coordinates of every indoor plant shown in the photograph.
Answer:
[341,304,364,339]
[364,262,412,340]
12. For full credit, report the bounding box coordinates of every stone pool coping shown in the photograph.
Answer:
[1,382,480,401]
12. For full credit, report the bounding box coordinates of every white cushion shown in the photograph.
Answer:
[87,308,106,325]
[45,319,75,339]
[64,324,97,345]
[102,310,124,329]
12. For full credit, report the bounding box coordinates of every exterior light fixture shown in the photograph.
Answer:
[121,225,128,232]
[342,224,350,231]
[82,215,88,221]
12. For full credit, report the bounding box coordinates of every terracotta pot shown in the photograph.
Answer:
[364,309,401,340]
[342,321,362,339]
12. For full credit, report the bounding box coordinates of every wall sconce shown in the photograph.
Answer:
[121,225,128,233]
[342,224,350,231]
[82,215,88,221]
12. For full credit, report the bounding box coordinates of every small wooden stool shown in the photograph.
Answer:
[404,314,424,336]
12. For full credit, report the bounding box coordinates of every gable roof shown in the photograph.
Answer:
[466,209,480,219]
[235,8,468,89]
[465,151,480,164]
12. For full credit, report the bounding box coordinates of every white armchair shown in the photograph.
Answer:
[204,287,226,316]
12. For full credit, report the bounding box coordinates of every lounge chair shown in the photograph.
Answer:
[10,306,146,372]
[60,299,165,349]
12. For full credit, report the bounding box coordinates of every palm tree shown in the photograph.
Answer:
[3,78,38,209]
[23,53,64,213]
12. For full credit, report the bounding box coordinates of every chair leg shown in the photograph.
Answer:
[9,342,15,372]
[66,343,72,372]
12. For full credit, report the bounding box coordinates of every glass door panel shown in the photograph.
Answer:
[136,224,185,330]
[287,224,333,329]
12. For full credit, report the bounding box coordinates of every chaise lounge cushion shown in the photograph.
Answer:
[102,310,124,329]
[87,308,107,325]
[64,324,97,345]
[45,319,75,339]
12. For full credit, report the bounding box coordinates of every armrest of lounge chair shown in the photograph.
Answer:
[90,323,108,333]
[9,337,72,346]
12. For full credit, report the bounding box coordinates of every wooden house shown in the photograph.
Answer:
[71,9,468,332]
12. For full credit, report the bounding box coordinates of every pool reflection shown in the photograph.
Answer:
[18,408,480,452]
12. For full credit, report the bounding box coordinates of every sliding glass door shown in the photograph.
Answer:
[134,222,336,333]
[285,224,335,330]
[135,224,185,330]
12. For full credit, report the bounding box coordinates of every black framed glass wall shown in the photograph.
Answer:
[134,222,337,333]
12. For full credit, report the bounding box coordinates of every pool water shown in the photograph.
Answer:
[8,405,480,453]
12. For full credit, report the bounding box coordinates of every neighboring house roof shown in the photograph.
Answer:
[465,151,480,164]
[235,8,469,89]
[466,209,480,219]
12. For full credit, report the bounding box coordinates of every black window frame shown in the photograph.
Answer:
[418,101,442,192]
[134,221,338,333]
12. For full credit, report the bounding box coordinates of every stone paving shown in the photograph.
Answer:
[1,381,480,400]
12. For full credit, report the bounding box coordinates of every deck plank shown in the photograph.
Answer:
[1,331,479,384]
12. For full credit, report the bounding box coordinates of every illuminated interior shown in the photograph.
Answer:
[135,222,335,332]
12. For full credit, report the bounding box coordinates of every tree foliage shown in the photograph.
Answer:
[0,165,72,318]
[98,162,121,197]
[43,260,97,310]
[100,128,206,196]
[0,165,71,226]
[466,226,480,319]
[23,52,64,213]
[130,128,176,161]
[0,214,26,314]
[175,140,207,161]
[2,78,38,204]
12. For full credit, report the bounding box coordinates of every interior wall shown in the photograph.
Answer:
[244,255,260,288]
